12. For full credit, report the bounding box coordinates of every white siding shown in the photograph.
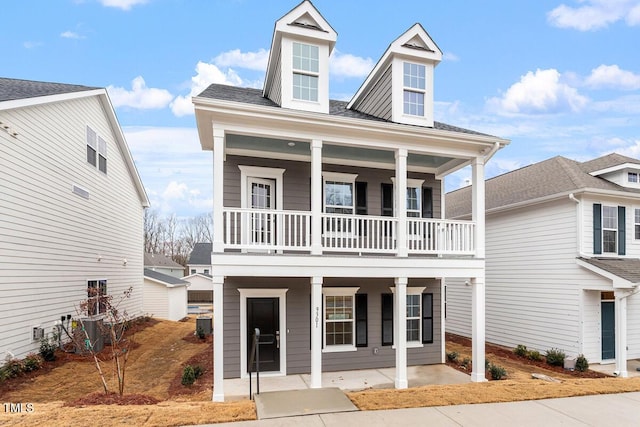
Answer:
[143,279,168,319]
[167,286,187,321]
[580,195,640,257]
[444,279,471,337]
[582,290,602,361]
[0,96,145,361]
[628,293,640,359]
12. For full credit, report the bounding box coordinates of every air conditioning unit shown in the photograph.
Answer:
[32,327,44,341]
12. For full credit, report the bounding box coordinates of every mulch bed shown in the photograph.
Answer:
[168,332,213,397]
[65,391,160,406]
[446,333,609,379]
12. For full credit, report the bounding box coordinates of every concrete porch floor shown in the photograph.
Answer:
[589,359,640,377]
[223,364,471,400]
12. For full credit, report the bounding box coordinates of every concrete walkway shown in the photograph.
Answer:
[197,392,640,426]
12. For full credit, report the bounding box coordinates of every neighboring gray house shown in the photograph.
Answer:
[0,77,149,362]
[187,242,212,275]
[193,1,508,401]
[143,269,188,321]
[144,252,185,279]
[446,153,640,377]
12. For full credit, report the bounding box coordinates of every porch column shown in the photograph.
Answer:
[471,276,487,382]
[614,290,628,378]
[394,277,408,389]
[471,156,485,259]
[310,276,323,388]
[212,128,225,254]
[395,148,408,257]
[311,140,323,255]
[212,275,225,401]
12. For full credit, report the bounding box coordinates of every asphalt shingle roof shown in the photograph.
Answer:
[197,84,490,136]
[579,257,640,284]
[144,253,184,269]
[188,242,212,265]
[143,268,188,286]
[0,77,99,102]
[446,154,640,218]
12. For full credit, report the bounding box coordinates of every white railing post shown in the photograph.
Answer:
[311,140,323,255]
[395,149,408,257]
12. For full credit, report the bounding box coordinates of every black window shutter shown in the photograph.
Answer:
[355,294,368,347]
[422,293,433,344]
[381,183,394,216]
[593,203,602,254]
[355,182,367,215]
[422,187,433,218]
[618,206,626,255]
[381,293,394,346]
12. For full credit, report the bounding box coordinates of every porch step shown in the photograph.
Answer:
[254,387,358,419]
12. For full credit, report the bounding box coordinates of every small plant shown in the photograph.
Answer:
[514,344,528,358]
[182,365,196,386]
[485,359,491,370]
[489,363,507,380]
[460,357,471,370]
[527,350,542,361]
[446,351,459,362]
[196,326,205,340]
[545,348,566,367]
[39,336,57,362]
[23,353,44,372]
[575,354,589,372]
[193,365,204,379]
[2,359,25,379]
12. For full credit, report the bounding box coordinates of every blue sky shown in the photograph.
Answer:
[3,0,640,217]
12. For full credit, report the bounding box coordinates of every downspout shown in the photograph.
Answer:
[483,142,500,163]
[569,193,583,257]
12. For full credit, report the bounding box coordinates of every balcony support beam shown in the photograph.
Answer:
[395,148,408,257]
[213,128,225,254]
[310,276,323,387]
[394,276,408,388]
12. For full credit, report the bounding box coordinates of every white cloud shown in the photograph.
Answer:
[107,76,173,109]
[60,31,84,39]
[163,181,188,199]
[213,48,269,71]
[547,0,640,31]
[23,41,42,49]
[585,64,640,90]
[171,61,246,117]
[99,0,148,10]
[487,69,588,115]
[329,50,374,78]
[618,139,640,158]
[443,52,460,62]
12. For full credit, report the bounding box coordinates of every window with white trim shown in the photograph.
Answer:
[629,172,638,183]
[635,208,640,240]
[602,205,617,253]
[86,125,107,174]
[292,42,319,102]
[87,279,107,316]
[323,287,359,351]
[323,172,358,235]
[403,62,425,116]
[383,287,432,347]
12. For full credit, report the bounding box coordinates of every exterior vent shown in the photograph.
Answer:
[72,184,90,199]
[32,327,44,341]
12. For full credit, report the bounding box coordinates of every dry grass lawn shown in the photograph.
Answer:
[2,318,640,426]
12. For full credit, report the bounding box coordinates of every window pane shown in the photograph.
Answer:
[403,62,425,90]
[98,155,107,174]
[87,146,97,166]
[293,73,318,101]
[293,42,319,73]
[603,230,617,253]
[403,90,424,116]
[407,319,420,341]
[325,181,353,208]
[602,206,617,229]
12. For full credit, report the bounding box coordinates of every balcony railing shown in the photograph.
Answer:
[222,208,475,256]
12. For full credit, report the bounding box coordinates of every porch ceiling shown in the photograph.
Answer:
[226,133,455,170]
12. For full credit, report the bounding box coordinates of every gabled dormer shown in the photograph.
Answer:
[263,0,337,114]
[348,24,442,127]
[589,162,640,189]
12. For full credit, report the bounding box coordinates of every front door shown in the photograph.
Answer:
[247,177,275,245]
[247,297,280,372]
[601,300,615,360]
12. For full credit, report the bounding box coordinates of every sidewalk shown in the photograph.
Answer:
[193,392,640,426]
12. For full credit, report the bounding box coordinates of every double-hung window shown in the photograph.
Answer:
[292,42,319,102]
[323,287,359,352]
[86,125,107,174]
[87,279,107,316]
[323,172,357,235]
[629,172,638,183]
[382,287,433,347]
[403,62,426,116]
[635,208,640,240]
[602,205,618,253]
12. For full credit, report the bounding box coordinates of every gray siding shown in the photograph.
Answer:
[351,65,393,121]
[222,276,441,378]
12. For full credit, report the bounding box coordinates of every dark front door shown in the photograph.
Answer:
[601,300,615,360]
[247,297,280,372]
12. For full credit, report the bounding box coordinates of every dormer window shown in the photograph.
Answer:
[403,62,426,116]
[293,42,319,102]
[628,172,638,183]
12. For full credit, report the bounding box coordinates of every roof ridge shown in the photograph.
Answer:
[554,156,587,189]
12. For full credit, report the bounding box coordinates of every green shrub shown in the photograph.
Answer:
[514,344,528,358]
[489,364,507,380]
[196,326,205,340]
[193,365,203,379]
[182,365,196,386]
[446,351,459,362]
[461,357,471,369]
[39,337,57,362]
[527,350,542,361]
[23,354,43,372]
[545,348,566,367]
[3,359,24,379]
[485,359,490,370]
[575,354,589,372]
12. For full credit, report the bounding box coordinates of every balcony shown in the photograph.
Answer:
[222,208,475,256]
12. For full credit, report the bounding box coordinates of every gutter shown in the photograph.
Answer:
[569,193,585,258]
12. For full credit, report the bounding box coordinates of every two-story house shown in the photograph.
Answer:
[446,153,640,378]
[0,77,149,361]
[193,1,508,401]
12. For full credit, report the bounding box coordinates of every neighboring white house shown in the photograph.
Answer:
[186,242,212,275]
[193,1,508,401]
[446,153,640,377]
[0,77,149,362]
[143,269,188,321]
[144,252,185,279]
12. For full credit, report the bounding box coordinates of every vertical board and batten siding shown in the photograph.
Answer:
[223,155,441,217]
[221,277,441,378]
[349,66,393,121]
[445,198,609,358]
[0,96,144,361]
